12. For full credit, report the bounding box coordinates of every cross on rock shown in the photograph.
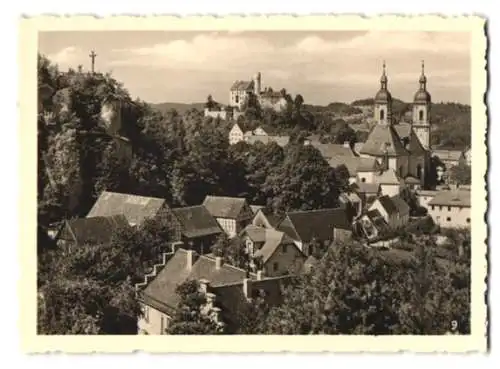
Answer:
[89,50,97,73]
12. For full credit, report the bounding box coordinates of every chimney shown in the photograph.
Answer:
[243,278,252,300]
[257,270,264,280]
[215,256,223,270]
[186,249,195,270]
[343,141,350,148]
[199,278,210,293]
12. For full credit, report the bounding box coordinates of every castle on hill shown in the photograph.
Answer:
[229,72,287,112]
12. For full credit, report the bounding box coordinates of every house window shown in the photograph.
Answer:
[160,315,168,334]
[419,109,424,121]
[447,217,451,222]
[380,109,385,120]
[399,165,403,177]
[466,218,471,223]
[361,177,366,183]
[273,262,278,271]
[439,206,443,211]
[235,95,239,103]
[448,206,451,211]
[283,244,288,253]
[431,205,435,211]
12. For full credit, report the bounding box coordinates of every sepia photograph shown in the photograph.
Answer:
[19,15,487,352]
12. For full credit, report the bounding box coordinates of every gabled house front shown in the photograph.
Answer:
[56,214,130,250]
[276,208,353,256]
[368,194,410,229]
[165,205,223,255]
[203,196,254,238]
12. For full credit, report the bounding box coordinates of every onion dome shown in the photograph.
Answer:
[375,61,392,103]
[414,60,431,103]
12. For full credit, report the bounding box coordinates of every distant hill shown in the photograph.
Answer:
[149,102,206,115]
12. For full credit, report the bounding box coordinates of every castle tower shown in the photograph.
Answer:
[254,72,261,96]
[374,61,393,125]
[412,60,432,150]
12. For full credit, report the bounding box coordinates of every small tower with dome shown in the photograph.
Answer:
[374,61,393,125]
[412,60,432,150]
[253,72,261,96]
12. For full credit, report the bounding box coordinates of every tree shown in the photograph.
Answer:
[259,239,470,335]
[168,280,225,334]
[263,144,340,212]
[448,162,471,186]
[205,94,217,110]
[294,94,304,112]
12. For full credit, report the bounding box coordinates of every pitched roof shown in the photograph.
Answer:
[254,229,296,263]
[278,208,352,243]
[310,142,355,160]
[171,205,222,238]
[58,215,129,245]
[428,190,471,207]
[253,208,286,229]
[404,128,427,155]
[230,80,254,91]
[329,156,379,176]
[245,135,290,147]
[390,195,411,215]
[241,224,267,243]
[359,124,408,157]
[86,191,167,226]
[376,195,410,216]
[142,249,256,314]
[377,195,398,215]
[375,169,404,185]
[203,196,250,219]
[432,150,465,162]
[255,124,277,135]
[356,182,381,194]
[404,176,421,184]
[250,205,264,214]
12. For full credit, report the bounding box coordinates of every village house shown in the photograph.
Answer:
[427,189,471,229]
[329,155,381,185]
[416,189,438,209]
[244,134,290,147]
[352,182,381,208]
[276,208,353,256]
[86,191,169,227]
[202,196,254,238]
[165,205,223,254]
[354,208,391,241]
[56,214,129,250]
[136,248,291,334]
[431,149,466,168]
[239,225,306,277]
[251,207,286,229]
[368,194,411,229]
[228,122,248,145]
[339,191,363,220]
[374,168,406,197]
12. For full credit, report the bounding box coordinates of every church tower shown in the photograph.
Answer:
[374,61,393,125]
[412,60,432,150]
[254,72,261,96]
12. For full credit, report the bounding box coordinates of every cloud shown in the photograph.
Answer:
[47,46,81,67]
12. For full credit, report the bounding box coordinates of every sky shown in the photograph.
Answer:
[39,31,471,105]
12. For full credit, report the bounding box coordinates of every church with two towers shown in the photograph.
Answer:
[358,61,433,188]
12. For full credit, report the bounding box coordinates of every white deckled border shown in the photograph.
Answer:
[18,14,488,353]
